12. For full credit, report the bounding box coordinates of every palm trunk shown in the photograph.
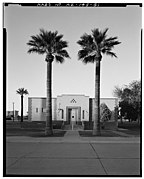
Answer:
[45,60,53,136]
[21,95,23,122]
[93,59,101,136]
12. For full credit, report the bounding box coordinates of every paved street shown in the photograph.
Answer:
[5,131,141,176]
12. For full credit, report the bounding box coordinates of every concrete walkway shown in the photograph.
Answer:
[62,130,82,142]
[5,130,141,176]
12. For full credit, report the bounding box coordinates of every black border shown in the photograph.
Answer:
[3,3,142,7]
[3,27,7,178]
[3,3,142,177]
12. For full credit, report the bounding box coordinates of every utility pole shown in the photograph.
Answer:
[13,102,14,122]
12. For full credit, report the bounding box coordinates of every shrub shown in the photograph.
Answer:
[52,120,63,129]
[100,103,111,122]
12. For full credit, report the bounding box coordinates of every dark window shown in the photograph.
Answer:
[82,110,85,119]
[42,108,43,113]
[36,108,38,113]
[61,110,64,119]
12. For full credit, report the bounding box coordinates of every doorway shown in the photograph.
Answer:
[66,106,81,124]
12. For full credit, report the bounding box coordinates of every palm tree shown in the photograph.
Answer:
[77,28,121,135]
[16,88,29,122]
[27,29,70,136]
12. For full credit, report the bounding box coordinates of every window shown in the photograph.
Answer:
[61,110,64,119]
[36,108,38,113]
[42,108,43,113]
[82,110,85,119]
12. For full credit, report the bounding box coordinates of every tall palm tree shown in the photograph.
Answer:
[77,28,121,135]
[27,29,70,136]
[16,88,29,122]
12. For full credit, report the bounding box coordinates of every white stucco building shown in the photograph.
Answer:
[28,94,118,123]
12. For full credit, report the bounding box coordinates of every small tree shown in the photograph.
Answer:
[16,88,29,122]
[100,103,111,122]
[113,80,141,123]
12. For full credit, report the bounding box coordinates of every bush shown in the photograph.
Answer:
[100,103,111,122]
[83,121,93,130]
[52,120,63,129]
[83,121,106,130]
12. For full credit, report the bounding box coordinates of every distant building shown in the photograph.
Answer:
[28,94,118,123]
[6,110,19,120]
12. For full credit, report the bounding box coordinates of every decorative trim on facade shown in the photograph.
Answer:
[70,99,77,103]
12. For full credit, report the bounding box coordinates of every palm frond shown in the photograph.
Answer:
[77,33,94,48]
[56,49,70,58]
[77,28,121,64]
[101,37,121,49]
[27,29,70,60]
[91,28,100,41]
[39,29,55,48]
[55,55,65,63]
[16,88,29,95]
[82,55,95,64]
[78,48,92,60]
[24,89,29,95]
[27,47,45,54]
[55,34,64,42]
[16,90,21,95]
[104,51,117,58]
[105,40,121,47]
[54,40,69,52]
[104,36,118,42]
[101,28,109,39]
[101,47,112,53]
[27,33,46,54]
[92,28,109,45]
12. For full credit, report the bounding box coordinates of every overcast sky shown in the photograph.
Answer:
[4,4,141,114]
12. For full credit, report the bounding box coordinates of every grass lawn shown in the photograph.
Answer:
[79,121,140,137]
[6,128,66,137]
[6,121,66,137]
[118,121,140,136]
[6,121,140,137]
[117,128,140,136]
[79,130,121,137]
[118,121,140,130]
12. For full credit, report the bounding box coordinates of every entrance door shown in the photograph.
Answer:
[67,108,80,124]
[71,108,77,122]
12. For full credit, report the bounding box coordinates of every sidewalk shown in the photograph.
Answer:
[6,129,140,143]
[61,130,83,142]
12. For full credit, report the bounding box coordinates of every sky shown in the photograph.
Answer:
[4,4,142,115]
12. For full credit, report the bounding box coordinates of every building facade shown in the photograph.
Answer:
[28,94,118,123]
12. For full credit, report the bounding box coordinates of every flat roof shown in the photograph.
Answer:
[57,94,89,97]
[28,96,118,100]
